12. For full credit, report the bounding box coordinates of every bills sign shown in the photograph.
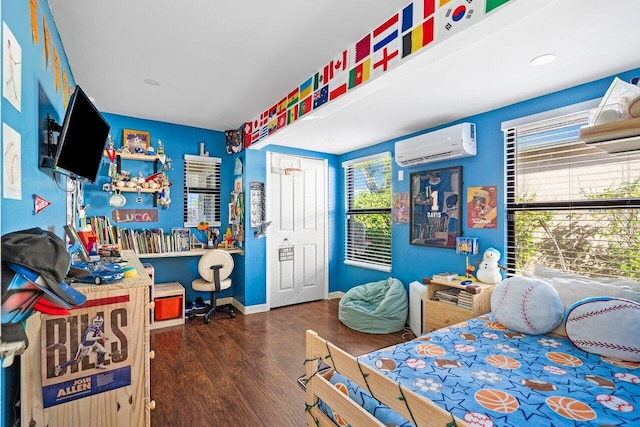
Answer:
[41,291,132,408]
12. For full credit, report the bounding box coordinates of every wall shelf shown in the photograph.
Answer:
[113,186,167,194]
[580,117,640,155]
[107,152,163,162]
[104,151,166,206]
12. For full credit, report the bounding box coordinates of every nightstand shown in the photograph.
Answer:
[424,278,495,332]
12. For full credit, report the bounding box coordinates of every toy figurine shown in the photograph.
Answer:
[476,247,506,284]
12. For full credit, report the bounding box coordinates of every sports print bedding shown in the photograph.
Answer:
[322,314,640,426]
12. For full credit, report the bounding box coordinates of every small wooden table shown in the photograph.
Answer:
[424,278,495,332]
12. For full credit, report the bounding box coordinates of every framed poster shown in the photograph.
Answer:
[467,185,498,228]
[122,129,150,154]
[410,166,462,248]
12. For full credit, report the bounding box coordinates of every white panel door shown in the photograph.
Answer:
[267,153,327,309]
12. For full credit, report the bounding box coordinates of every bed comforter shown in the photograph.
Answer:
[320,314,640,426]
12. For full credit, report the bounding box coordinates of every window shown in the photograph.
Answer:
[505,108,640,280]
[343,152,392,271]
[183,154,221,227]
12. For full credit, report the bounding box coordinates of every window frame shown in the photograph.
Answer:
[183,154,222,228]
[343,152,392,272]
[504,104,640,279]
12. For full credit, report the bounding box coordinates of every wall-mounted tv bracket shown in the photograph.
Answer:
[46,113,62,158]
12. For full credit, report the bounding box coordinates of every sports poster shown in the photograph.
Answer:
[40,290,132,408]
[467,185,497,228]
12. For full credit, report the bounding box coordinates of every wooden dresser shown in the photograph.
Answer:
[21,250,153,427]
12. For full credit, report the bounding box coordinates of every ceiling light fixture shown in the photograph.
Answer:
[144,78,160,86]
[530,54,556,66]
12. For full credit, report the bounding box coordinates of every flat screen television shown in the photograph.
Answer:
[41,85,111,184]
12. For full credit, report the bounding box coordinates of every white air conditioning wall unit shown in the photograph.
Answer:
[394,122,476,167]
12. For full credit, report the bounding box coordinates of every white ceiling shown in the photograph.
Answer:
[50,0,640,155]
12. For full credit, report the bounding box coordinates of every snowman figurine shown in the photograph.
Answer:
[476,247,506,284]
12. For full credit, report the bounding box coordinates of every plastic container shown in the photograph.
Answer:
[154,296,183,321]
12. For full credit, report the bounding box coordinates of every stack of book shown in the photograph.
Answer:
[432,272,458,282]
[88,216,196,255]
[434,288,460,305]
[457,291,473,309]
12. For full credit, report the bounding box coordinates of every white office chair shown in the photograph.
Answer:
[191,250,235,323]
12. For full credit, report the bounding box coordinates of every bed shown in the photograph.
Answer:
[304,269,640,426]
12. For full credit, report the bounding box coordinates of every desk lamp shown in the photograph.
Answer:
[456,237,478,280]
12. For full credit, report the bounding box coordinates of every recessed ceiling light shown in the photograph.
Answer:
[530,54,556,66]
[144,78,160,86]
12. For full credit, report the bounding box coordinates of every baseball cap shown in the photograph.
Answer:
[34,298,71,316]
[2,228,86,306]
[1,262,42,324]
[6,263,85,307]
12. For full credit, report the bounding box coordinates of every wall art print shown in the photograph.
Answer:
[467,185,498,228]
[410,166,461,248]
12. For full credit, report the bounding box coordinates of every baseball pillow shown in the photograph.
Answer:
[491,276,564,335]
[565,297,640,362]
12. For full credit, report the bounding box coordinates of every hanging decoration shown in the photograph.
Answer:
[33,194,52,214]
[43,16,51,70]
[29,0,39,44]
[104,134,118,177]
[158,187,171,209]
[225,125,244,154]
[249,181,271,238]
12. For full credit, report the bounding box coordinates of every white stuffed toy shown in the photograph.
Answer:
[476,247,505,284]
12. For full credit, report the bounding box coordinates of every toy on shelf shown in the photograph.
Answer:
[476,247,506,284]
[194,222,220,249]
[456,237,478,281]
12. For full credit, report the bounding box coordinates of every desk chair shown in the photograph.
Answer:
[191,250,235,323]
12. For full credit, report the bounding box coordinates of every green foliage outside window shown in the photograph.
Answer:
[513,180,640,280]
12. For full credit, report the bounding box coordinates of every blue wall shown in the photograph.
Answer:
[1,1,75,426]
[87,113,234,304]
[3,0,640,424]
[335,67,640,290]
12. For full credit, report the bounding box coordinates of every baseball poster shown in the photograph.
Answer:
[40,290,132,408]
[467,185,498,229]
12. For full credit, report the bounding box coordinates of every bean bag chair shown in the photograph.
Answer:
[339,277,408,334]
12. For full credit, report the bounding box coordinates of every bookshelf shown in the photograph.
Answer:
[88,216,243,257]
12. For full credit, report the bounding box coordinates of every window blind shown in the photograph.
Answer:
[183,154,221,227]
[506,110,640,279]
[344,153,392,272]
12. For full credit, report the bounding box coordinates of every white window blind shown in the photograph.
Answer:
[344,153,392,272]
[506,109,640,279]
[183,154,221,227]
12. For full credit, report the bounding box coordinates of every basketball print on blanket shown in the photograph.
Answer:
[490,276,564,335]
[565,297,640,362]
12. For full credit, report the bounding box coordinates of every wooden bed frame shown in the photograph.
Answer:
[305,330,467,426]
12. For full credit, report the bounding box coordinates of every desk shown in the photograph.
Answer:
[21,251,153,427]
[139,248,242,326]
[138,248,243,258]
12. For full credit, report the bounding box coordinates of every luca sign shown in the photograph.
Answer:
[40,290,132,408]
[112,208,158,223]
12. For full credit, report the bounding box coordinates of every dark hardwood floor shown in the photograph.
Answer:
[149,298,414,427]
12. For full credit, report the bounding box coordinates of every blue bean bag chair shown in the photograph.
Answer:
[339,277,408,334]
